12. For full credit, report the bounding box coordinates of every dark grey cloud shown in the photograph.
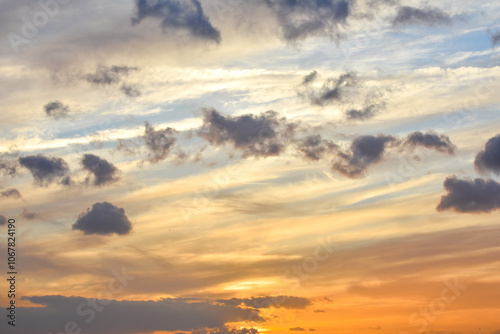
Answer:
[85,65,138,86]
[81,154,120,186]
[43,101,70,119]
[392,6,452,26]
[290,327,306,331]
[0,153,20,177]
[302,72,358,107]
[1,188,22,199]
[132,0,221,43]
[72,202,132,236]
[302,70,319,85]
[346,104,380,121]
[296,135,337,161]
[198,108,295,158]
[332,135,396,178]
[144,121,179,163]
[0,215,6,226]
[474,134,500,175]
[218,296,311,310]
[492,31,500,47]
[436,177,500,213]
[265,0,351,42]
[403,131,456,155]
[17,295,262,334]
[19,155,70,187]
[120,84,142,97]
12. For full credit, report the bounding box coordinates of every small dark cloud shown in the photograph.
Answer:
[302,72,358,107]
[403,131,456,155]
[19,155,70,187]
[143,121,178,163]
[132,0,221,43]
[296,135,337,161]
[265,0,351,42]
[474,134,500,175]
[72,202,132,236]
[0,153,20,177]
[392,6,452,26]
[85,65,138,86]
[313,309,325,313]
[309,329,316,332]
[289,327,306,332]
[302,70,318,85]
[346,104,380,121]
[1,188,22,199]
[59,176,74,187]
[491,31,500,48]
[332,135,396,178]
[43,101,70,119]
[120,84,142,97]
[21,209,37,220]
[436,176,500,213]
[81,154,120,186]
[0,215,6,226]
[198,108,295,158]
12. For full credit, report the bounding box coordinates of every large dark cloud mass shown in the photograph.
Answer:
[474,134,500,175]
[72,202,132,236]
[43,101,70,119]
[1,188,22,199]
[85,65,138,86]
[19,155,70,187]
[17,295,262,334]
[392,6,452,26]
[265,0,351,42]
[81,154,120,186]
[144,121,179,163]
[437,177,500,213]
[198,108,295,158]
[332,135,396,178]
[132,0,221,43]
[403,131,456,155]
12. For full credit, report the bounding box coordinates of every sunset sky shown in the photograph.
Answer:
[1,0,500,334]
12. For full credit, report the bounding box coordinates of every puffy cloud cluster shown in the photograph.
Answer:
[437,177,500,213]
